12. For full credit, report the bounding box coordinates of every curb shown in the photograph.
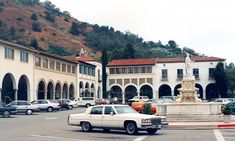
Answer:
[165,123,235,130]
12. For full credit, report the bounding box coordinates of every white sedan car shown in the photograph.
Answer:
[68,105,162,135]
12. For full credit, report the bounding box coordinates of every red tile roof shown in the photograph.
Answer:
[107,57,225,67]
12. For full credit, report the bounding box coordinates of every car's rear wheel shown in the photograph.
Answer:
[125,122,138,135]
[85,103,91,108]
[26,109,33,115]
[2,110,10,118]
[146,128,157,135]
[81,122,92,132]
[47,107,53,112]
[68,105,73,110]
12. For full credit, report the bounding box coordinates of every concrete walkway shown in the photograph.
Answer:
[165,115,235,129]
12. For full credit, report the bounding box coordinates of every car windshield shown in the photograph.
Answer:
[114,106,138,114]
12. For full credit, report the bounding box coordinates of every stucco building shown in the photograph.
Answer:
[107,57,225,103]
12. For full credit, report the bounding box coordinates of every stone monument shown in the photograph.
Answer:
[175,53,202,103]
[156,53,221,117]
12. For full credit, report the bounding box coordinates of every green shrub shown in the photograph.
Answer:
[143,103,152,114]
[32,22,41,32]
[221,104,231,115]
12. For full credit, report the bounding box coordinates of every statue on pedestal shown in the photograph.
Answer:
[185,53,194,77]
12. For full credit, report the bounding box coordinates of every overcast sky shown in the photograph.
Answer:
[40,0,235,63]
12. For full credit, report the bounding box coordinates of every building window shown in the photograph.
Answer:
[85,66,88,74]
[146,67,152,73]
[35,56,41,67]
[72,66,76,74]
[140,67,146,73]
[49,60,54,70]
[193,68,199,79]
[67,64,71,73]
[98,69,101,82]
[128,67,134,74]
[5,47,14,59]
[88,67,92,75]
[80,65,84,74]
[116,68,121,74]
[92,68,95,76]
[134,67,139,73]
[62,63,66,72]
[56,62,60,71]
[177,69,183,80]
[42,58,48,68]
[161,69,168,80]
[20,51,28,62]
[209,68,214,79]
[110,68,115,74]
[122,67,128,74]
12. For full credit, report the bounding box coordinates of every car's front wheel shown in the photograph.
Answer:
[2,110,11,118]
[81,122,92,132]
[125,122,138,135]
[47,107,53,112]
[146,128,157,135]
[26,109,33,115]
[68,105,73,110]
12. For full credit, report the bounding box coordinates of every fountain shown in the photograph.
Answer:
[157,53,221,116]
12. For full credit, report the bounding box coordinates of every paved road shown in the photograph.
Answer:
[0,107,235,141]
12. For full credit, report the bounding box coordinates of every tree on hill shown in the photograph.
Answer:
[30,38,38,49]
[213,62,228,98]
[70,22,80,35]
[226,63,235,98]
[122,43,135,59]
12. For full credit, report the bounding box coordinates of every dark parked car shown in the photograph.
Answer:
[0,102,17,118]
[58,99,73,110]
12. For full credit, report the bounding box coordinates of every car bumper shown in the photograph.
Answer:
[141,124,162,129]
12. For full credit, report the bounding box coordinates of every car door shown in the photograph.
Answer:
[17,101,28,112]
[89,106,103,127]
[39,100,48,109]
[102,106,121,128]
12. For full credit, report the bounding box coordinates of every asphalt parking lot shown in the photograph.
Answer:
[0,107,235,141]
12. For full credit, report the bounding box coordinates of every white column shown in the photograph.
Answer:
[203,90,206,99]
[137,91,140,96]
[44,91,47,100]
[122,92,125,104]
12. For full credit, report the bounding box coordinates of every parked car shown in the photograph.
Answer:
[7,100,40,115]
[131,101,157,114]
[128,96,149,103]
[58,99,77,110]
[68,104,162,135]
[74,97,95,107]
[159,96,177,101]
[31,99,61,112]
[0,102,17,118]
[214,98,231,104]
[95,98,110,105]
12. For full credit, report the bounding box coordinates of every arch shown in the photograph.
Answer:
[159,84,172,98]
[69,84,75,100]
[47,81,54,99]
[85,82,90,97]
[195,83,203,99]
[38,80,46,99]
[18,75,29,101]
[140,85,153,99]
[206,83,218,100]
[2,73,16,103]
[55,82,61,99]
[110,85,122,101]
[124,85,137,101]
[62,83,68,99]
[90,83,95,97]
[174,84,181,96]
[79,81,84,97]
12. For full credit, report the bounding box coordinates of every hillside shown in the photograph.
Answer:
[0,0,199,60]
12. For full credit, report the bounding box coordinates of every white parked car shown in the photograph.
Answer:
[31,99,61,112]
[74,97,95,107]
[7,100,40,115]
[68,105,162,135]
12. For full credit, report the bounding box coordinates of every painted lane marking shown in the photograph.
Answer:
[45,117,58,120]
[133,136,147,141]
[30,134,93,141]
[213,129,225,141]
